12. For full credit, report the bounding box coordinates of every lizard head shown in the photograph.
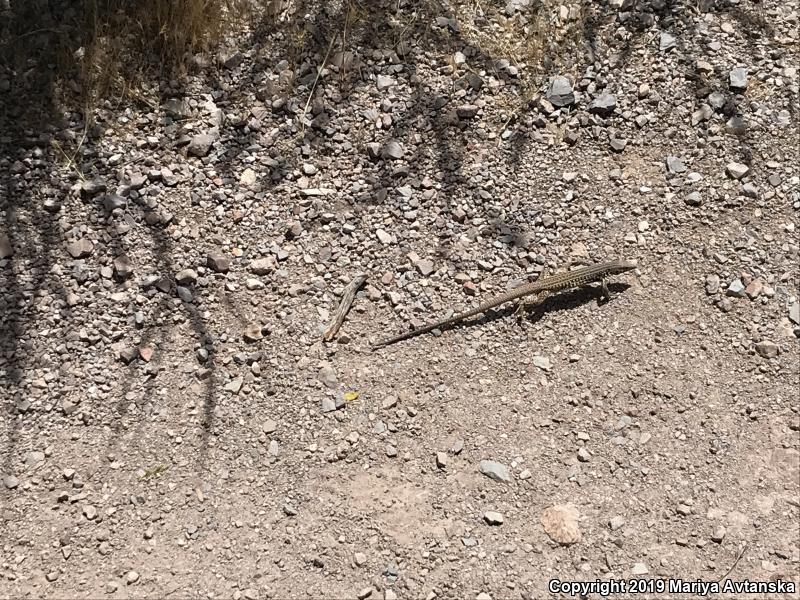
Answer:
[607,259,638,273]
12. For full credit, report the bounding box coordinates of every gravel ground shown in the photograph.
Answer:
[1,1,799,599]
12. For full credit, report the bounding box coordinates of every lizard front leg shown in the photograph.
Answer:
[598,278,611,302]
[514,291,549,322]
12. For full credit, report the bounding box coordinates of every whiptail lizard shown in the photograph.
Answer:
[372,259,637,348]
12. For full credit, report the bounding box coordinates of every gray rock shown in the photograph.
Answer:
[610,137,627,152]
[742,182,759,198]
[3,475,19,489]
[155,277,172,293]
[140,275,159,288]
[119,347,138,364]
[546,76,574,107]
[160,167,179,186]
[692,105,713,124]
[206,253,230,273]
[726,116,746,135]
[483,511,504,525]
[609,516,626,531]
[729,67,748,91]
[285,221,303,239]
[589,93,616,115]
[726,162,749,179]
[705,275,720,295]
[755,340,779,358]
[631,562,649,575]
[128,173,147,189]
[376,75,395,91]
[659,32,676,52]
[225,377,243,394]
[708,91,726,110]
[25,451,45,467]
[0,234,12,259]
[532,355,551,370]
[789,303,800,325]
[506,0,534,14]
[176,286,193,303]
[66,239,93,259]
[666,156,686,174]
[456,104,479,119]
[243,323,262,342]
[163,98,192,119]
[381,140,404,160]
[114,255,134,279]
[249,258,273,275]
[102,194,127,212]
[79,179,107,196]
[223,52,244,70]
[711,525,726,543]
[43,198,62,213]
[435,452,448,469]
[726,279,746,297]
[175,269,198,285]
[188,133,216,157]
[318,364,337,388]
[416,259,435,276]
[463,72,484,91]
[685,191,703,206]
[321,397,337,413]
[268,440,280,457]
[479,460,512,482]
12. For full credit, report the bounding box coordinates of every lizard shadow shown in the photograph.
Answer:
[437,281,633,336]
[516,281,632,325]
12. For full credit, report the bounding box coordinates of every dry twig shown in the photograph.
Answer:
[323,273,367,341]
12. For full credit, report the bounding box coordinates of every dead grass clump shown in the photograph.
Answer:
[0,0,255,122]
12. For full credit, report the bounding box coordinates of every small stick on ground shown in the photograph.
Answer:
[323,273,367,341]
[300,33,337,134]
[717,542,749,582]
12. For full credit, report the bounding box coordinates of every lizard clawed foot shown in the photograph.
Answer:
[514,292,548,322]
[597,279,612,303]
[513,301,527,323]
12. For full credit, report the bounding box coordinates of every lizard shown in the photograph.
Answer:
[371,259,637,348]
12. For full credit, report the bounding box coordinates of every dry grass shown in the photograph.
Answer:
[0,0,267,122]
[1,0,591,130]
[80,0,254,108]
[450,0,587,110]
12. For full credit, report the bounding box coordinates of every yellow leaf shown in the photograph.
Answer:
[344,391,359,402]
